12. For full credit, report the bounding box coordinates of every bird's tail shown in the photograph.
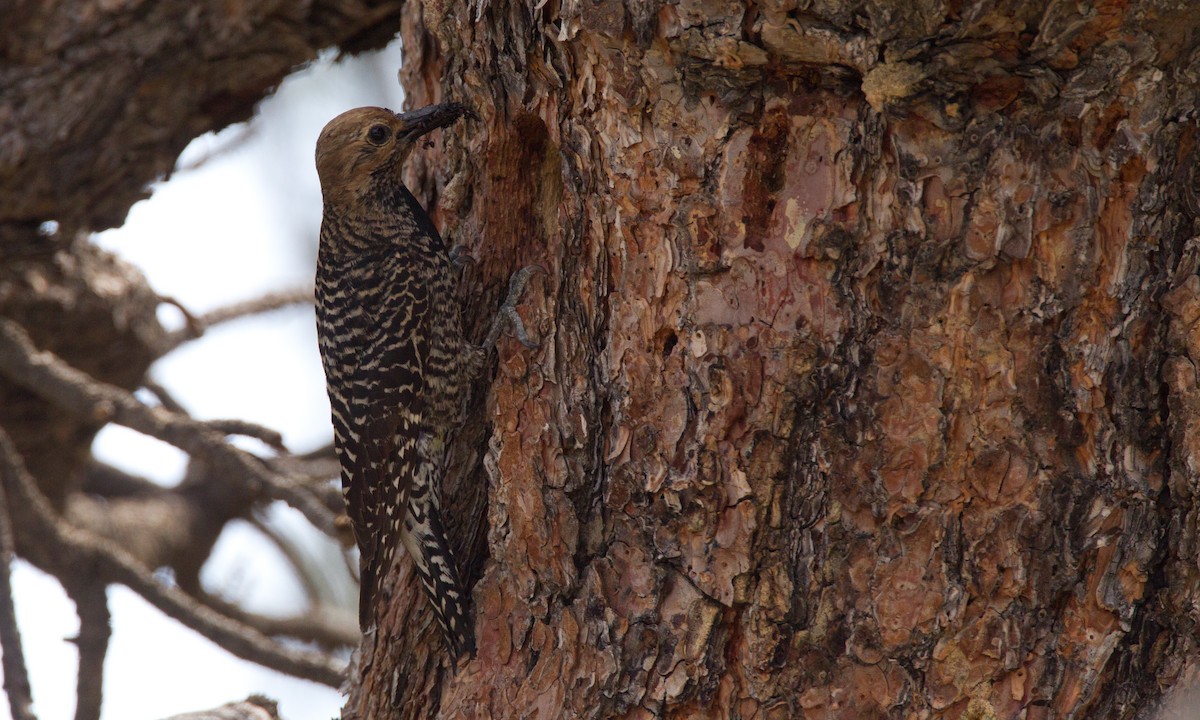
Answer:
[401,496,476,662]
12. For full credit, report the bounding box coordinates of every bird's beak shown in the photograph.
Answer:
[396,103,478,140]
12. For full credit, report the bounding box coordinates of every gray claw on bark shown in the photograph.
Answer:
[484,265,544,350]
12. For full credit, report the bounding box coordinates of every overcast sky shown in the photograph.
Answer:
[9,40,405,720]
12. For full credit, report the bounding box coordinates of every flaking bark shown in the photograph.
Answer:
[351,2,1200,719]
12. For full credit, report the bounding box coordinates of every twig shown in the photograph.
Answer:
[0,318,336,535]
[144,381,288,453]
[270,472,342,517]
[269,443,339,482]
[145,381,287,450]
[173,124,259,174]
[156,296,202,339]
[162,288,314,352]
[246,516,322,603]
[66,580,109,720]
[0,452,36,720]
[200,591,358,649]
[198,289,314,326]
[141,380,188,414]
[205,419,286,451]
[295,442,336,464]
[0,429,347,688]
[265,448,342,516]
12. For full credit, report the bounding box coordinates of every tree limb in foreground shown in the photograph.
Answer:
[0,318,337,536]
[0,456,36,720]
[0,428,347,687]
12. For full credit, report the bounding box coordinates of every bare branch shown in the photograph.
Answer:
[0,429,347,687]
[200,591,358,649]
[141,380,189,414]
[265,445,342,515]
[137,382,291,455]
[198,289,314,327]
[144,381,287,450]
[173,124,259,174]
[154,296,202,340]
[81,459,164,498]
[0,455,36,720]
[246,516,323,604]
[162,288,314,352]
[204,420,286,451]
[213,517,357,648]
[267,465,342,516]
[66,581,110,720]
[295,442,336,463]
[0,318,336,535]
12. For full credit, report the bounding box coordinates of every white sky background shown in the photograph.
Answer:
[8,40,405,720]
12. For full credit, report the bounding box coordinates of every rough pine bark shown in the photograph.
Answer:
[347,2,1200,719]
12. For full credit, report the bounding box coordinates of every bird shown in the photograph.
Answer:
[313,103,535,661]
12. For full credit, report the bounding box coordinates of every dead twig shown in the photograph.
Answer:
[143,381,288,455]
[268,465,342,515]
[199,591,358,649]
[162,288,314,352]
[296,443,336,462]
[205,419,286,451]
[266,444,342,514]
[173,124,259,174]
[246,515,323,604]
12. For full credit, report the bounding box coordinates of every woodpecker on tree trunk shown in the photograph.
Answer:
[313,103,535,662]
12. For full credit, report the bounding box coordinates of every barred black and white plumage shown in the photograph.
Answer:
[314,104,481,661]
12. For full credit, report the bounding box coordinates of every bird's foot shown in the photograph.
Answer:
[449,244,477,270]
[449,245,477,288]
[483,265,544,350]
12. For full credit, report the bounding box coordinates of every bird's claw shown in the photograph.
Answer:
[497,305,538,350]
[484,265,544,350]
[449,245,477,271]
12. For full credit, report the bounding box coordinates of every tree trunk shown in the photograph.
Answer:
[347,2,1200,719]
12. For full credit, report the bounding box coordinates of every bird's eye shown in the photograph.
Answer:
[366,124,390,145]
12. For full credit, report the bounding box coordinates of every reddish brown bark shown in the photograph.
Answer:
[347,2,1200,719]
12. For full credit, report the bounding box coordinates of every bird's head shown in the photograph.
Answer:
[314,103,475,210]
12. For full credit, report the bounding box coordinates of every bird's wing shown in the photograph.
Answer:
[350,403,422,628]
[344,295,430,628]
